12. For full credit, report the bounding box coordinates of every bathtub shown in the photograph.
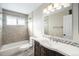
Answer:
[0,40,32,56]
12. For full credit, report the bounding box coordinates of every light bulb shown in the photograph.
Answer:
[43,8,48,13]
[46,11,50,14]
[54,3,59,8]
[54,3,62,10]
[48,4,53,11]
[48,4,55,12]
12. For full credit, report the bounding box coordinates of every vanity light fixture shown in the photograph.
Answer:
[48,4,55,12]
[43,3,71,14]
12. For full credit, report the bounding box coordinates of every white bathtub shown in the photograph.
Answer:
[0,40,32,56]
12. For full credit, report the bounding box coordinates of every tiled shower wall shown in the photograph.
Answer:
[2,26,29,45]
[2,9,29,45]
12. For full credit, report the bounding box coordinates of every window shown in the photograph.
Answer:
[6,15,26,25]
[7,16,17,25]
[18,17,25,25]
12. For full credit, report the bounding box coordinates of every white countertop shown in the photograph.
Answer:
[30,37,79,56]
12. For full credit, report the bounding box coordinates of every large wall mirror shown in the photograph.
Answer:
[44,3,73,40]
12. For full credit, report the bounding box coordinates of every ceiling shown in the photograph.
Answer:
[0,3,42,14]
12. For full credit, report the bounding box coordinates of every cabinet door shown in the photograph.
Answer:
[40,46,47,56]
[34,41,41,56]
[46,49,56,56]
[40,46,56,56]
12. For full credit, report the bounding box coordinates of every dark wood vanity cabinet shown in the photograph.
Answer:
[34,40,41,56]
[34,40,64,56]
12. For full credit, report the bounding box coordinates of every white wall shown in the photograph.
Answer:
[0,7,2,47]
[31,4,49,37]
[28,13,33,36]
[72,4,79,43]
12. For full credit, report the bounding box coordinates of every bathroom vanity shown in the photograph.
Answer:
[34,40,64,56]
[30,36,79,56]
